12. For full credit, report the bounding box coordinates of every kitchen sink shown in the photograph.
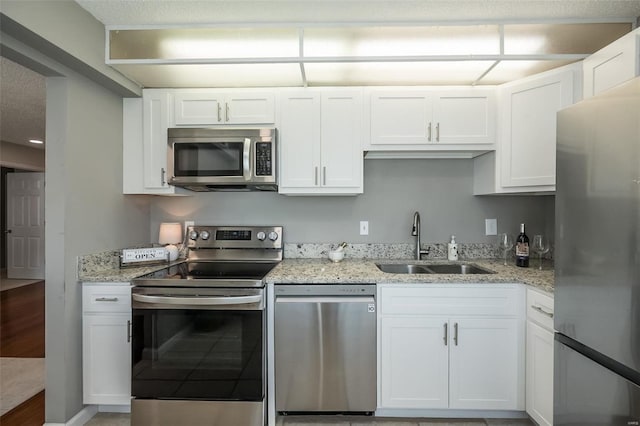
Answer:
[375,264,433,274]
[375,263,494,274]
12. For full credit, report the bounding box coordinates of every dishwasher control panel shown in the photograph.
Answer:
[274,284,376,297]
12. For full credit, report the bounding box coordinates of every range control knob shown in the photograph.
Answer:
[256,231,266,241]
[200,230,210,240]
[268,231,279,241]
[189,231,199,240]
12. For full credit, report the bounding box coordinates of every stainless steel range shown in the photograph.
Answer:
[130,225,282,426]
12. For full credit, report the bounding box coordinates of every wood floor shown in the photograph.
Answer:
[0,280,45,357]
[0,280,46,425]
[0,390,45,426]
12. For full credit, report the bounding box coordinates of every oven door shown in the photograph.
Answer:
[131,287,265,402]
[169,137,252,185]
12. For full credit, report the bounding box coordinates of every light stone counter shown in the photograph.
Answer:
[265,258,554,294]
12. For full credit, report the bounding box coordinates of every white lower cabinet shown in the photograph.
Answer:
[526,289,555,426]
[380,317,449,408]
[82,283,131,406]
[378,284,525,412]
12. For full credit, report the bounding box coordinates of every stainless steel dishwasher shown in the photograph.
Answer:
[274,284,377,414]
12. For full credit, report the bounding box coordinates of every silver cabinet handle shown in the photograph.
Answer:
[4,229,11,234]
[531,305,554,318]
[443,323,448,346]
[95,297,119,302]
[315,167,319,186]
[322,166,327,186]
[454,322,459,346]
[225,103,230,122]
[436,122,440,142]
[428,122,432,141]
[217,104,222,122]
[161,168,166,186]
[127,320,131,343]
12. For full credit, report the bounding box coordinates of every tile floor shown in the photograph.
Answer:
[85,412,535,426]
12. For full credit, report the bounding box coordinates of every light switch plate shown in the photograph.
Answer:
[360,221,369,235]
[485,219,497,235]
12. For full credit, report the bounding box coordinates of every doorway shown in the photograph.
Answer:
[0,57,46,425]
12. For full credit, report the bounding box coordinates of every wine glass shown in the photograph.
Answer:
[497,233,514,266]
[532,235,550,270]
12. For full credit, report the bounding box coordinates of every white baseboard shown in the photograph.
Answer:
[44,405,98,426]
[98,404,130,413]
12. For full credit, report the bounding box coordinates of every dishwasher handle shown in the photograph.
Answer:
[275,295,375,304]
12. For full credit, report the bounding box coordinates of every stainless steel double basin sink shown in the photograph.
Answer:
[376,262,494,275]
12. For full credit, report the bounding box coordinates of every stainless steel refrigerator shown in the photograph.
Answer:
[555,76,640,425]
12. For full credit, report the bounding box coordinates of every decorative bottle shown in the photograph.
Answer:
[515,223,529,267]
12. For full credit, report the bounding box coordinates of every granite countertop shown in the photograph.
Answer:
[79,260,186,283]
[265,258,554,293]
[79,250,554,294]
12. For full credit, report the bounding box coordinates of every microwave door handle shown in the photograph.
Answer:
[132,294,262,307]
[243,138,252,181]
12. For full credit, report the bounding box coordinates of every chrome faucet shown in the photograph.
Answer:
[412,211,430,260]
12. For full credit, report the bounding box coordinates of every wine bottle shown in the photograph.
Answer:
[515,223,529,267]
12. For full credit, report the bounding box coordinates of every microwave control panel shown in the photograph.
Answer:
[255,142,273,176]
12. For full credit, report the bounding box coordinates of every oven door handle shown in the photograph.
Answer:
[132,293,262,307]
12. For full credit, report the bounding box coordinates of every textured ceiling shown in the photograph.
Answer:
[75,0,640,25]
[0,57,46,149]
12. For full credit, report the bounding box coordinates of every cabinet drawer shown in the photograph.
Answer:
[380,285,520,316]
[83,284,131,313]
[526,288,554,330]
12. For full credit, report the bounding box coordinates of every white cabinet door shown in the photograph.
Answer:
[173,92,223,125]
[380,316,449,409]
[500,68,574,188]
[278,92,321,189]
[278,89,363,195]
[370,91,432,145]
[173,91,275,125]
[583,29,639,99]
[320,91,362,189]
[526,320,554,426]
[142,90,174,192]
[449,318,522,410]
[225,92,275,124]
[83,314,131,405]
[433,91,495,145]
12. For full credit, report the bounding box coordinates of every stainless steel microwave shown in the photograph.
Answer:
[167,127,277,192]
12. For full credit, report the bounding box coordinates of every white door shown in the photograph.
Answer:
[526,320,554,426]
[370,91,432,145]
[6,172,45,279]
[449,317,522,410]
[433,91,495,144]
[83,314,132,405]
[278,92,321,190]
[320,91,362,189]
[379,316,449,409]
[225,92,275,124]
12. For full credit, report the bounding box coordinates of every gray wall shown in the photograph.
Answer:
[45,74,149,422]
[151,159,555,246]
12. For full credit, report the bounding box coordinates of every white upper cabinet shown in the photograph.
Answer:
[473,63,581,195]
[173,90,275,125]
[583,28,640,99]
[278,89,363,195]
[366,88,496,152]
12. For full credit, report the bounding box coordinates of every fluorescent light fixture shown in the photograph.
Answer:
[111,28,299,60]
[29,139,44,144]
[304,26,501,57]
[305,61,496,86]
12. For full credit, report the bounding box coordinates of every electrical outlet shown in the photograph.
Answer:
[485,218,497,236]
[360,221,369,236]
